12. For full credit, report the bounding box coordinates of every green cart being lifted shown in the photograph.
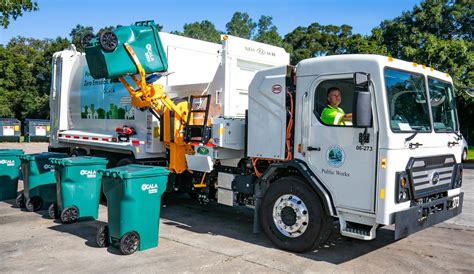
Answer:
[49,156,108,223]
[17,152,68,211]
[82,20,167,79]
[96,165,169,255]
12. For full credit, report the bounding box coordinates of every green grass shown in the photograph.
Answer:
[468,147,474,161]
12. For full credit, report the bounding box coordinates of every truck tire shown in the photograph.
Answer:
[116,157,135,167]
[260,176,332,253]
[70,148,87,157]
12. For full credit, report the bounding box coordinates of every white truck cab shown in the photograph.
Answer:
[246,54,463,252]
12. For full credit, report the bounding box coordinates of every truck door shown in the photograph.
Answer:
[305,74,377,212]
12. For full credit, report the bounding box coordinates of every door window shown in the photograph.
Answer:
[314,78,354,126]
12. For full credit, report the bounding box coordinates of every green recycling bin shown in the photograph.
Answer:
[17,152,68,211]
[84,20,168,79]
[48,156,108,223]
[0,149,24,201]
[96,164,169,255]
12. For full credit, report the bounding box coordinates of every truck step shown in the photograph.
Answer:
[339,219,378,240]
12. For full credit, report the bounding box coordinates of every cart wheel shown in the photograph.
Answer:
[99,30,118,52]
[25,197,42,212]
[48,203,58,219]
[119,232,140,255]
[96,225,110,248]
[80,33,95,48]
[15,193,25,208]
[60,206,79,224]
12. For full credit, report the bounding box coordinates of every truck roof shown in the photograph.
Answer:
[297,54,452,83]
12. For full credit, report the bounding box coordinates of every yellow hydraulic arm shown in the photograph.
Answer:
[119,43,193,174]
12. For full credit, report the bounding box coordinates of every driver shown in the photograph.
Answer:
[320,87,352,126]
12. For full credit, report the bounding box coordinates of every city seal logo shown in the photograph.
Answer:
[326,145,345,168]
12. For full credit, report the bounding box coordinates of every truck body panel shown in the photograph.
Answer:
[49,34,290,160]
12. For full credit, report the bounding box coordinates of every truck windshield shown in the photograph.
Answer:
[384,68,431,132]
[428,77,458,132]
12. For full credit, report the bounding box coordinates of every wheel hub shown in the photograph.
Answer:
[272,194,309,238]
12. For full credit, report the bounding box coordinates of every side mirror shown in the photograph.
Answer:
[354,72,370,90]
[353,91,372,128]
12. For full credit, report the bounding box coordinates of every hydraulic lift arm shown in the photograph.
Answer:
[119,43,192,174]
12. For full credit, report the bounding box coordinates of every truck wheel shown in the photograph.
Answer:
[260,176,332,253]
[60,206,79,224]
[116,157,135,167]
[48,203,59,219]
[96,225,110,248]
[25,197,42,212]
[99,30,118,52]
[16,193,25,208]
[70,148,87,157]
[119,232,140,255]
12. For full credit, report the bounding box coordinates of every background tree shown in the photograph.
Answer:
[174,20,221,43]
[0,0,38,28]
[253,15,283,47]
[226,12,256,39]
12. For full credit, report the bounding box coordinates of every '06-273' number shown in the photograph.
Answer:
[356,145,373,151]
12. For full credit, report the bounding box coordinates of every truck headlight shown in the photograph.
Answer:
[452,164,462,189]
[396,171,411,203]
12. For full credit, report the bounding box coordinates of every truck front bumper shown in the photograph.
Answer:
[394,192,463,240]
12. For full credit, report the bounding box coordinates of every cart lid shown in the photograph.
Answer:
[20,152,68,161]
[100,164,169,179]
[0,149,24,156]
[50,156,108,166]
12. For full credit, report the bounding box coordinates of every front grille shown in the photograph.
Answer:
[407,155,455,199]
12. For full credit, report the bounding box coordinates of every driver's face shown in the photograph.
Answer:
[328,89,342,107]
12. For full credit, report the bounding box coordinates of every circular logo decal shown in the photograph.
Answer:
[197,146,209,155]
[326,145,345,168]
[272,84,283,94]
[431,171,440,185]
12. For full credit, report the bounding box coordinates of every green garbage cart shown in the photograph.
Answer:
[17,152,68,211]
[83,20,168,79]
[48,156,108,223]
[96,164,169,255]
[0,149,24,201]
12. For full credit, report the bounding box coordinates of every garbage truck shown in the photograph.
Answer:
[50,21,464,253]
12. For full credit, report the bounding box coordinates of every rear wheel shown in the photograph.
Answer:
[260,176,332,253]
[119,232,140,255]
[48,203,58,219]
[60,206,79,224]
[96,225,110,248]
[25,197,42,212]
[116,157,135,167]
[99,30,118,52]
[15,193,25,208]
[80,33,95,48]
